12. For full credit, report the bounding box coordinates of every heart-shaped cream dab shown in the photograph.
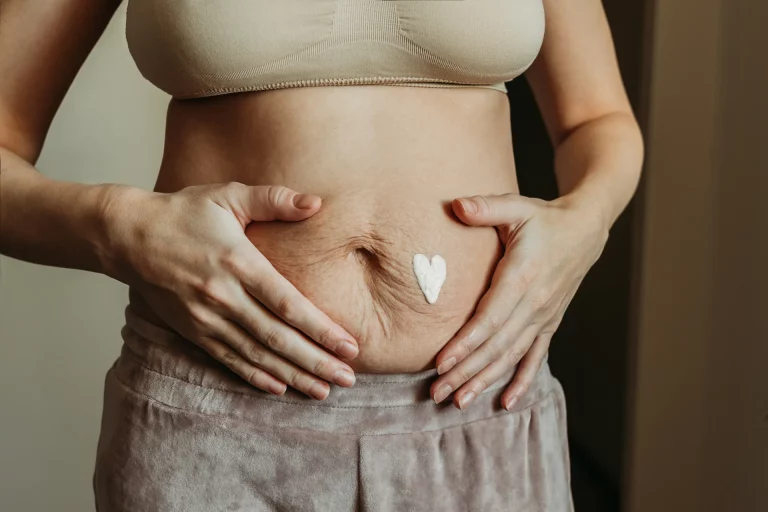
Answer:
[413,254,447,305]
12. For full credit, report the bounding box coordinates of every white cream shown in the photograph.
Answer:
[413,254,447,305]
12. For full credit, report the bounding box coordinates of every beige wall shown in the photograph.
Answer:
[626,0,768,510]
[0,7,167,511]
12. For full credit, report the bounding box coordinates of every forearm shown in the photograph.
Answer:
[552,111,644,229]
[0,146,128,275]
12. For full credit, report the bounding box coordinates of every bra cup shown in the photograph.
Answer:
[126,0,544,97]
[127,0,337,93]
[393,0,545,78]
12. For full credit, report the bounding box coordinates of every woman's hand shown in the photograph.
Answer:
[430,192,610,410]
[101,182,359,400]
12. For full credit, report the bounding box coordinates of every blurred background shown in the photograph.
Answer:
[1,1,765,511]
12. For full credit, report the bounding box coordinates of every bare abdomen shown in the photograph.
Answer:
[150,85,519,372]
[243,187,503,372]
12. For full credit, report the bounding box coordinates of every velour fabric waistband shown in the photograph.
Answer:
[112,305,559,435]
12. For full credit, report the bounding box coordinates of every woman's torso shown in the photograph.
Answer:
[132,85,519,373]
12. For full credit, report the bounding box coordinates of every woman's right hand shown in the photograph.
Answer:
[99,182,359,400]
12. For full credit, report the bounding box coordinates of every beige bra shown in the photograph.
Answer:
[125,0,545,99]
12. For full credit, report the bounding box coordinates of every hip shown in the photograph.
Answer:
[111,304,565,431]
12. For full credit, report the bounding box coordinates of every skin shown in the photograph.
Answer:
[431,0,645,409]
[0,0,362,400]
[149,87,517,377]
[0,0,643,410]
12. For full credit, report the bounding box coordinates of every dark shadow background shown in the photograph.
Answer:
[507,1,648,510]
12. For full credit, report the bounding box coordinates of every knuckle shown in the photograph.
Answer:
[488,342,506,362]
[541,321,560,336]
[508,262,538,289]
[188,306,214,332]
[267,185,290,208]
[275,294,299,322]
[223,181,246,194]
[515,381,531,397]
[244,367,262,387]
[288,371,307,390]
[218,349,239,368]
[454,367,472,384]
[530,288,554,312]
[219,182,246,204]
[312,358,330,376]
[485,313,504,332]
[240,255,271,286]
[473,376,489,392]
[195,278,231,307]
[454,339,472,360]
[472,195,491,215]
[517,269,537,290]
[242,342,266,366]
[315,325,338,348]
[505,346,526,366]
[261,327,288,353]
[218,247,245,274]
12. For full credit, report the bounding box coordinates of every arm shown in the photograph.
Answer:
[0,0,360,399]
[0,0,124,273]
[431,0,644,410]
[525,0,644,228]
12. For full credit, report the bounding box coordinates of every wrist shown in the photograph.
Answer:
[91,183,155,284]
[553,188,613,235]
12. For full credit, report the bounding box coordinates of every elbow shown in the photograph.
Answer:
[555,108,642,147]
[0,124,45,166]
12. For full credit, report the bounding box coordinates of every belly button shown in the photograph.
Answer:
[352,246,381,270]
[413,254,447,305]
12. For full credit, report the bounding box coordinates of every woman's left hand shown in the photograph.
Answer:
[431,192,610,410]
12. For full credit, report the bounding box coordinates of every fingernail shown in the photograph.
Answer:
[459,198,478,215]
[458,391,476,410]
[437,357,456,375]
[332,368,356,387]
[293,193,318,209]
[309,382,329,400]
[268,382,286,396]
[434,384,453,404]
[504,395,518,411]
[338,340,359,358]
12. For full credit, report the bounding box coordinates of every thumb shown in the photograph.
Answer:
[452,193,534,227]
[225,184,322,223]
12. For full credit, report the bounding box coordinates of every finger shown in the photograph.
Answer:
[223,183,323,223]
[212,313,350,396]
[223,288,357,389]
[432,313,539,406]
[451,324,542,410]
[435,254,532,375]
[452,193,535,227]
[207,316,351,399]
[500,332,553,411]
[451,323,540,409]
[194,335,287,396]
[230,248,360,359]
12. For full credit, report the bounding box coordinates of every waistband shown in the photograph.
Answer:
[113,305,559,435]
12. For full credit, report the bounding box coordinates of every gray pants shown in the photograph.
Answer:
[93,307,574,511]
